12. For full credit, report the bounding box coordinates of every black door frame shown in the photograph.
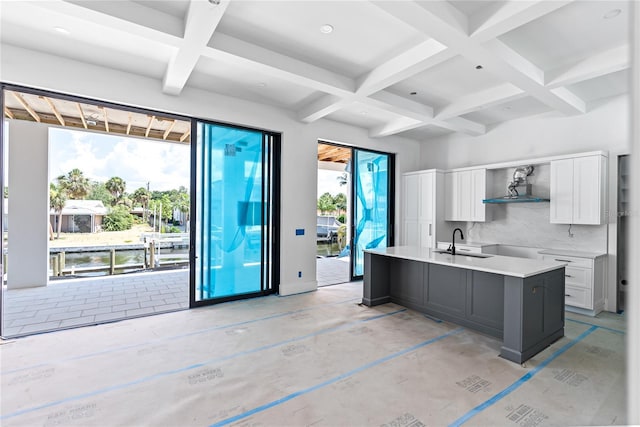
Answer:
[189,119,281,308]
[317,140,395,281]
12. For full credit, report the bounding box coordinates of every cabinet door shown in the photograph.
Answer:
[403,220,420,246]
[470,169,486,222]
[419,222,434,248]
[550,159,574,224]
[389,258,424,306]
[419,172,434,222]
[466,271,504,331]
[426,264,466,317]
[458,170,472,221]
[445,172,456,221]
[403,174,419,222]
[573,156,603,224]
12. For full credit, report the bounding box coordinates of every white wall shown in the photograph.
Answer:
[7,120,49,288]
[0,44,421,295]
[420,94,631,312]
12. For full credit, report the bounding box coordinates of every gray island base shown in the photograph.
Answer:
[363,246,567,364]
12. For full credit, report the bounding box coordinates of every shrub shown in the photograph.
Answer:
[168,226,182,233]
[102,206,134,231]
[337,214,345,224]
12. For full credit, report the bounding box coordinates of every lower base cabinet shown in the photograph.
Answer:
[363,252,565,364]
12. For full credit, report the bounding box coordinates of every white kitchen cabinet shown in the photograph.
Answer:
[550,155,606,225]
[539,250,606,316]
[402,170,444,248]
[445,169,488,222]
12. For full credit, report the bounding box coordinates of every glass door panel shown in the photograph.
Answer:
[194,122,267,302]
[351,149,392,278]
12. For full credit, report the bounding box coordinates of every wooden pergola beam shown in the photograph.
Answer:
[43,96,65,126]
[4,106,15,119]
[145,115,155,137]
[76,103,88,129]
[102,107,110,132]
[163,120,176,140]
[180,129,190,142]
[11,91,40,122]
[126,113,132,135]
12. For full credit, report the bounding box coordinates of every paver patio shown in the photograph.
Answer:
[2,269,189,337]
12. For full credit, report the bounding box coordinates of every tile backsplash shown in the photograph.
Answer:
[462,164,607,253]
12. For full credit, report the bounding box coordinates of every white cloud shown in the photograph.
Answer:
[49,129,190,191]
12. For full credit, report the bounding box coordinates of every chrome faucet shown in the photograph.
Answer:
[451,228,464,255]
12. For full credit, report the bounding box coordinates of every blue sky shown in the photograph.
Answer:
[49,128,190,192]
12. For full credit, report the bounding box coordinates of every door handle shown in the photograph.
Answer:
[555,258,572,263]
[428,224,432,236]
[565,274,572,278]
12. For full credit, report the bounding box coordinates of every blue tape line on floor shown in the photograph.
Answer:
[209,327,464,427]
[448,325,598,427]
[1,296,361,376]
[0,307,406,421]
[566,317,625,334]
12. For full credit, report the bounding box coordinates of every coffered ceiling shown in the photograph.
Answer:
[0,0,632,141]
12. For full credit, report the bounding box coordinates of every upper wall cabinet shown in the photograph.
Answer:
[550,155,607,225]
[445,169,488,222]
[402,170,444,248]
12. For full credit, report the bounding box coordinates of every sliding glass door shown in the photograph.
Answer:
[351,148,393,279]
[192,121,279,305]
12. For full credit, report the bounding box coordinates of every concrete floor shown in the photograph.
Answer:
[0,282,626,426]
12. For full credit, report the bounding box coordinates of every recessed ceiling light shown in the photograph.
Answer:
[475,65,483,70]
[53,27,70,35]
[257,82,267,88]
[502,106,513,111]
[603,9,621,19]
[320,24,334,34]
[360,111,368,115]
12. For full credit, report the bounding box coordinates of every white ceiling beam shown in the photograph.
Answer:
[374,1,586,116]
[435,117,485,136]
[482,39,585,114]
[299,41,452,124]
[436,83,525,120]
[356,39,452,95]
[162,0,229,95]
[207,33,355,96]
[545,44,630,88]
[299,96,352,123]
[470,0,574,42]
[31,0,181,47]
[365,91,434,121]
[370,118,424,138]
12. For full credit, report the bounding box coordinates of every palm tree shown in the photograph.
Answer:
[49,183,67,239]
[105,177,126,206]
[59,168,90,200]
[175,191,190,228]
[333,193,347,217]
[132,187,151,220]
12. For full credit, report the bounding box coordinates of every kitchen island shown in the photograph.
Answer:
[363,246,567,363]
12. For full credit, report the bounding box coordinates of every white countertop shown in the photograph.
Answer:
[365,246,566,278]
[538,249,606,259]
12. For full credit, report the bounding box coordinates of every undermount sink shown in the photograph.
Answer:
[433,250,493,259]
